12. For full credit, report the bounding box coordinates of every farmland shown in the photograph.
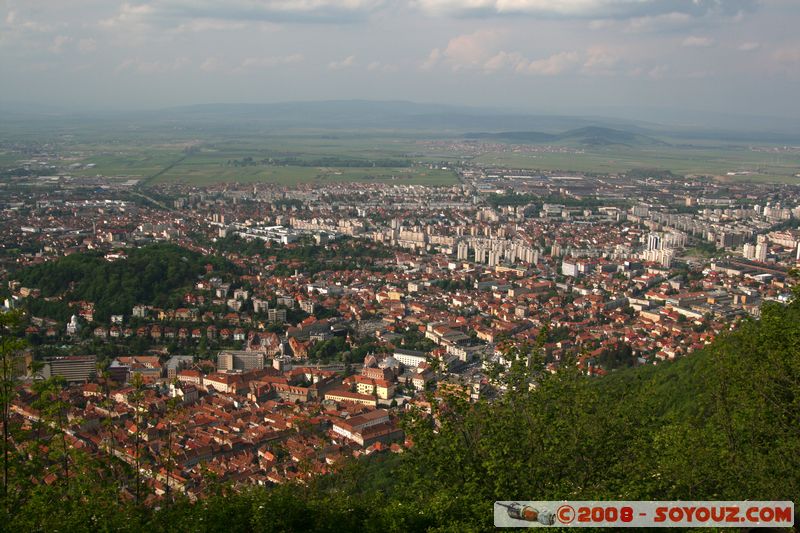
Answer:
[474,144,800,182]
[2,115,799,186]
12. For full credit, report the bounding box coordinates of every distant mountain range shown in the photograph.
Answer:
[151,100,652,134]
[1,99,799,143]
[465,126,668,147]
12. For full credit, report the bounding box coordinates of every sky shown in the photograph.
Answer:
[1,0,800,118]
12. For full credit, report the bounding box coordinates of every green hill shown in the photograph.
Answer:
[13,244,237,322]
[2,292,799,531]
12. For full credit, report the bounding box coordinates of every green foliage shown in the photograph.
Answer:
[625,168,679,180]
[307,336,347,363]
[400,330,436,352]
[1,311,27,505]
[596,342,635,370]
[14,244,237,321]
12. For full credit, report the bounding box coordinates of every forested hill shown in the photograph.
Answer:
[13,244,236,322]
[4,288,799,531]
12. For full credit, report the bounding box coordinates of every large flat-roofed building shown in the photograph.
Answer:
[331,409,402,447]
[217,350,265,372]
[393,348,427,369]
[323,388,378,407]
[42,355,96,383]
[165,355,194,379]
[332,409,390,441]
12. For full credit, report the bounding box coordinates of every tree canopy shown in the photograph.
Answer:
[14,244,237,322]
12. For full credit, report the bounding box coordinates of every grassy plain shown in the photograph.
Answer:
[151,162,456,186]
[62,135,458,186]
[7,125,799,185]
[474,145,800,182]
[69,147,185,178]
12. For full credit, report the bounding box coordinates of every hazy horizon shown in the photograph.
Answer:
[2,1,800,120]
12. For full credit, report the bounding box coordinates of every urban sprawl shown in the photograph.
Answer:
[2,164,799,502]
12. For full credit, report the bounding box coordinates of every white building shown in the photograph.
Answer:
[66,315,81,336]
[561,260,579,277]
[393,349,427,368]
[755,242,768,262]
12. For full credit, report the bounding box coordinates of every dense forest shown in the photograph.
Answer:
[1,291,799,531]
[14,244,237,322]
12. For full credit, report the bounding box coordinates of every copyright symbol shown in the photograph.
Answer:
[558,505,575,524]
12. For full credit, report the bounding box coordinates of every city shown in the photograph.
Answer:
[2,156,800,501]
[2,0,799,530]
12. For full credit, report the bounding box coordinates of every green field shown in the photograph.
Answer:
[59,136,458,185]
[474,145,800,182]
[152,161,456,186]
[56,142,800,186]
[5,126,800,186]
[69,147,186,178]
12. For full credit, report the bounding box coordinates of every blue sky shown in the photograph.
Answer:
[1,0,799,117]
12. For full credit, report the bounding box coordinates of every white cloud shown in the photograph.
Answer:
[4,8,57,33]
[117,56,190,73]
[241,54,304,69]
[421,30,502,71]
[421,48,442,70]
[100,3,155,28]
[425,30,601,76]
[367,60,398,72]
[682,36,714,47]
[738,41,760,52]
[200,56,223,72]
[520,50,581,75]
[442,29,499,70]
[647,64,668,79]
[628,63,669,79]
[101,0,385,28]
[483,50,525,71]
[77,38,97,53]
[328,55,356,70]
[622,12,693,33]
[174,19,250,33]
[413,0,755,19]
[582,45,620,72]
[772,46,800,68]
[49,35,73,54]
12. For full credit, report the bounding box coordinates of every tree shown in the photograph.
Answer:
[31,376,72,495]
[161,389,182,504]
[0,311,26,505]
[128,372,147,506]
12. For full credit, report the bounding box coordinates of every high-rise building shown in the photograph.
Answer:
[217,351,265,371]
[647,232,662,251]
[456,242,469,261]
[561,260,579,277]
[755,242,768,262]
[42,355,97,383]
[743,243,756,260]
